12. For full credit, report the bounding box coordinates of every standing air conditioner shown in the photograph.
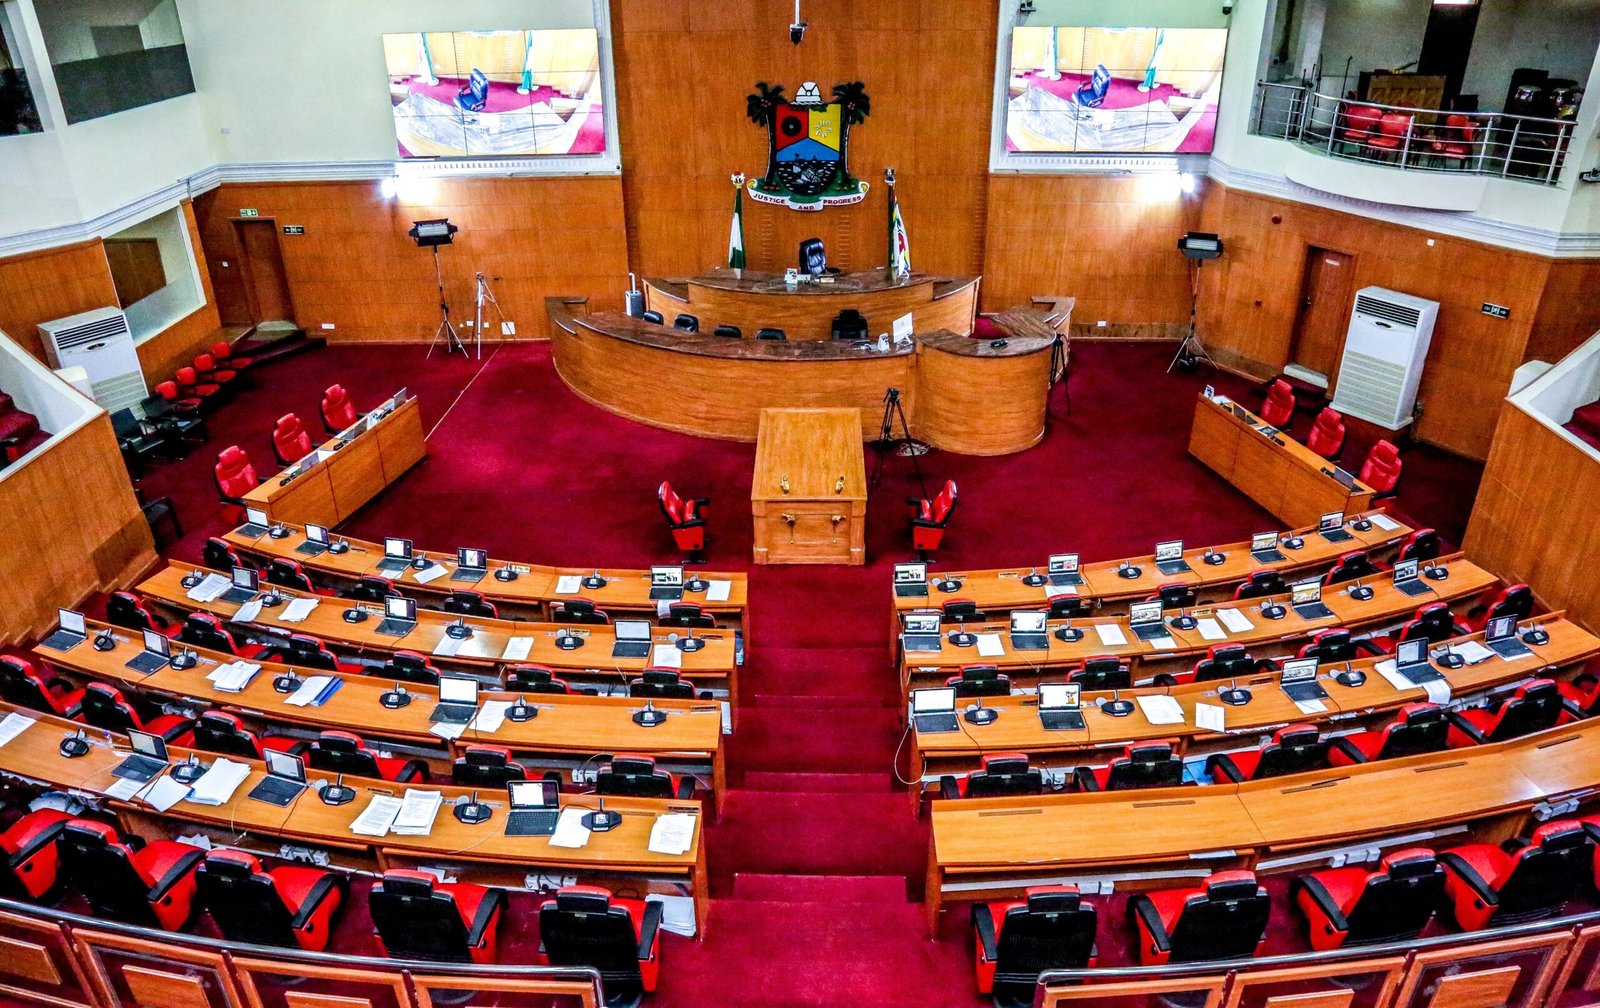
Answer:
[1329,287,1438,429]
[37,307,148,414]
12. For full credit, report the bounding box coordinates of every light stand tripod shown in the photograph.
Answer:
[869,387,929,496]
[1170,232,1223,373]
[472,272,506,360]
[409,217,464,359]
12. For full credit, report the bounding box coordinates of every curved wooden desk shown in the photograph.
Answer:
[643,269,979,341]
[548,297,1054,453]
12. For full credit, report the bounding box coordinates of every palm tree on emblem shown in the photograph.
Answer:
[830,81,871,190]
[746,82,787,189]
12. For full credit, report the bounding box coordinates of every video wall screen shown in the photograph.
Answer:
[1005,26,1227,154]
[383,29,605,158]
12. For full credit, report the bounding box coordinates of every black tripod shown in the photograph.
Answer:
[1049,332,1071,413]
[1168,259,1213,373]
[869,387,928,496]
[425,245,466,358]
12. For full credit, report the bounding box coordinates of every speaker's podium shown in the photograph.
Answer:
[751,408,866,565]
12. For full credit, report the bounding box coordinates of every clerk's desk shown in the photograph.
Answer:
[892,510,1415,631]
[926,715,1600,936]
[910,613,1599,807]
[0,701,710,932]
[223,520,750,632]
[1189,394,1377,528]
[136,565,741,705]
[35,618,727,811]
[899,554,1498,687]
[751,408,866,565]
[243,392,428,527]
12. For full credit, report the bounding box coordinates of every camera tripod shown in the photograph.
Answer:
[869,387,929,496]
[471,272,506,360]
[1168,259,1215,373]
[425,245,467,359]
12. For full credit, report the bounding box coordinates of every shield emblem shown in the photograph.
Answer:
[772,101,843,197]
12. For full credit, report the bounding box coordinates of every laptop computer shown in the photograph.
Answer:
[1317,511,1354,544]
[238,507,271,539]
[911,687,959,734]
[375,537,413,574]
[374,596,418,637]
[1289,579,1334,620]
[1048,553,1084,587]
[41,609,88,652]
[125,629,171,674]
[430,675,481,724]
[1129,601,1170,642]
[297,523,330,557]
[900,612,944,653]
[246,749,310,807]
[1279,657,1330,702]
[1485,615,1535,660]
[1391,558,1433,598]
[1325,466,1360,490]
[1154,540,1192,576]
[1394,636,1444,685]
[893,562,929,598]
[1009,610,1049,651]
[221,566,262,606]
[1249,532,1286,564]
[452,548,488,584]
[612,619,653,659]
[1038,682,1087,731]
[503,779,562,836]
[649,565,685,601]
[111,730,170,783]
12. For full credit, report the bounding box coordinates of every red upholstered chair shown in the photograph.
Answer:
[1438,821,1591,930]
[265,558,334,596]
[1127,871,1271,965]
[1430,113,1479,167]
[77,682,194,744]
[629,669,701,700]
[552,598,609,625]
[973,886,1097,1006]
[1073,743,1184,792]
[1066,656,1131,691]
[306,731,428,783]
[1206,725,1330,783]
[1235,569,1289,600]
[1329,703,1450,765]
[1323,550,1380,586]
[1293,848,1447,950]
[320,384,359,435]
[155,380,203,417]
[441,590,496,618]
[1359,440,1403,498]
[941,598,982,624]
[452,745,531,787]
[107,590,176,634]
[1398,528,1442,563]
[370,869,505,964]
[271,413,313,465]
[1148,583,1198,610]
[1155,644,1273,688]
[176,366,222,408]
[179,612,266,660]
[1260,379,1296,429]
[503,665,574,694]
[1297,628,1383,663]
[377,650,440,686]
[203,536,251,572]
[0,807,74,899]
[946,664,1011,698]
[342,575,398,603]
[194,352,238,390]
[539,885,662,1000]
[1340,104,1383,146]
[272,632,362,674]
[1467,583,1535,632]
[210,340,253,373]
[909,480,958,560]
[0,656,84,717]
[940,754,1045,800]
[195,850,345,951]
[56,819,204,929]
[1446,679,1563,748]
[1306,408,1346,461]
[1365,112,1414,158]
[213,445,261,520]
[658,481,710,563]
[1373,601,1466,652]
[191,710,302,761]
[662,603,715,628]
[596,754,696,800]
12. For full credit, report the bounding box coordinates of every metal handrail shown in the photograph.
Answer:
[1257,80,1579,127]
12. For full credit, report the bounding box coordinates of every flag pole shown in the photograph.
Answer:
[884,167,896,284]
[728,172,747,272]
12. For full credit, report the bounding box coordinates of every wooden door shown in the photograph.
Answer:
[1289,247,1355,386]
[103,238,166,306]
[235,220,294,325]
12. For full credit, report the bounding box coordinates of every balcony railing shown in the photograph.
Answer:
[1252,80,1575,185]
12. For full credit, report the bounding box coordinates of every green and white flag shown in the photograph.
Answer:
[727,182,746,270]
[887,178,911,282]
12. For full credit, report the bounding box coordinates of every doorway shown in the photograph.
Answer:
[1287,246,1356,390]
[232,219,295,327]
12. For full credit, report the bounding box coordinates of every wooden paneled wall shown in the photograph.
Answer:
[135,201,223,381]
[192,178,629,342]
[1527,259,1600,366]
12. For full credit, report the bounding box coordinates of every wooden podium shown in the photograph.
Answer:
[751,408,866,565]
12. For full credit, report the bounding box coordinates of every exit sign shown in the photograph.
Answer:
[238,208,259,218]
[282,225,305,235]
[1482,302,1511,319]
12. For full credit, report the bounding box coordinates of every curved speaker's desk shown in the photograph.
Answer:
[642,268,979,342]
[547,297,1055,453]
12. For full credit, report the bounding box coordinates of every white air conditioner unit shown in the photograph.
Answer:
[37,306,148,414]
[1329,286,1438,429]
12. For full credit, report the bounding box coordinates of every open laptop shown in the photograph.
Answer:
[649,565,685,601]
[238,507,271,539]
[125,630,172,674]
[1485,615,1535,660]
[1129,601,1170,642]
[1325,466,1360,490]
[1391,559,1432,598]
[911,687,959,734]
[893,562,929,598]
[246,749,309,807]
[1154,540,1192,576]
[452,548,488,584]
[1279,657,1329,703]
[430,675,481,724]
[375,537,414,574]
[221,566,261,606]
[297,523,330,557]
[1249,532,1285,564]
[111,729,170,782]
[1009,610,1049,651]
[612,619,653,659]
[503,779,562,837]
[901,612,944,653]
[1289,579,1334,620]
[1394,636,1443,685]
[374,596,418,637]
[1317,512,1354,544]
[1048,553,1084,587]
[1038,682,1087,731]
[41,609,88,652]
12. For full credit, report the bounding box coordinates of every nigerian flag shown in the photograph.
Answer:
[887,181,911,282]
[727,185,746,269]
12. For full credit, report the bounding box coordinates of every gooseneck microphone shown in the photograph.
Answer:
[455,790,492,824]
[633,700,667,727]
[964,695,998,725]
[582,796,622,832]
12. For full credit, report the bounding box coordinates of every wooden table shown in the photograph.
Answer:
[752,408,867,565]
[242,394,428,526]
[1188,394,1376,528]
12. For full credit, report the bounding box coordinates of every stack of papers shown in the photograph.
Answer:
[652,644,682,668]
[649,813,697,855]
[975,633,1005,657]
[502,637,534,661]
[414,564,449,584]
[704,580,732,603]
[1369,513,1400,531]
[284,675,342,707]
[430,722,466,740]
[1195,618,1227,641]
[142,775,192,812]
[1217,608,1255,633]
[647,894,698,937]
[1136,695,1186,726]
[549,807,592,848]
[206,661,261,692]
[554,575,583,594]
[390,789,444,836]
[233,599,266,624]
[351,794,404,836]
[186,573,230,602]
[281,598,320,622]
[1450,641,1495,665]
[186,758,252,805]
[1294,698,1328,715]
[104,776,150,801]
[469,700,511,734]
[1094,624,1128,646]
[0,712,36,747]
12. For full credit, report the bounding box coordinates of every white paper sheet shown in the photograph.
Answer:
[1451,641,1495,665]
[350,795,403,836]
[548,807,592,848]
[1044,583,1078,598]
[430,721,467,740]
[391,789,444,835]
[185,758,251,805]
[469,700,511,734]
[1374,660,1414,692]
[1145,635,1177,651]
[142,775,191,812]
[1195,618,1227,641]
[652,644,682,668]
[284,675,336,707]
[1094,624,1128,646]
[1136,695,1186,725]
[1194,703,1226,733]
[0,712,36,747]
[206,661,260,693]
[432,635,465,658]
[233,599,265,624]
[1294,698,1329,715]
[647,894,698,937]
[649,813,698,855]
[502,637,534,661]
[975,633,1005,657]
[705,580,732,603]
[1422,679,1454,704]
[413,563,449,584]
[281,598,320,622]
[554,575,583,594]
[1369,513,1400,531]
[1217,608,1255,634]
[186,573,230,602]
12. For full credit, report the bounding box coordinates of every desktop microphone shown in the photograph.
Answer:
[1021,568,1046,587]
[1425,563,1449,581]
[582,796,622,832]
[1170,609,1198,631]
[1437,644,1465,670]
[1054,621,1084,643]
[269,523,290,539]
[686,573,709,593]
[1522,625,1551,646]
[454,790,493,824]
[1117,562,1142,580]
[273,670,304,694]
[1202,546,1226,566]
[633,700,667,727]
[380,683,412,709]
[582,569,607,589]
[1335,662,1367,687]
[58,730,90,759]
[948,619,976,648]
[329,539,351,555]
[342,607,368,624]
[1282,535,1305,550]
[936,577,961,593]
[1219,679,1253,706]
[261,588,284,607]
[181,569,205,589]
[1348,580,1374,601]
[555,628,583,650]
[171,753,207,785]
[170,648,198,671]
[494,566,518,582]
[507,695,535,721]
[446,617,473,640]
[964,696,998,726]
[1352,516,1374,532]
[411,555,431,571]
[676,628,705,652]
[320,773,356,806]
[92,630,116,652]
[1100,690,1135,717]
[1261,600,1286,620]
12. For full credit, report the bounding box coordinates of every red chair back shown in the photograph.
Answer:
[927,480,958,522]
[214,446,258,498]
[1378,112,1412,139]
[1359,440,1403,493]
[272,413,312,464]
[659,482,690,523]
[321,385,357,432]
[1306,408,1345,460]
[1341,104,1382,140]
[1260,379,1295,428]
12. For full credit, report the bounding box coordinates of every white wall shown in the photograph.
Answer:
[34,0,172,63]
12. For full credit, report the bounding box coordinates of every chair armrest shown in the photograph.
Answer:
[288,874,346,930]
[1329,737,1369,764]
[910,517,945,530]
[45,676,77,693]
[1293,876,1349,934]
[1562,698,1588,721]
[938,775,961,800]
[466,888,507,947]
[156,718,196,744]
[637,899,663,960]
[971,903,999,961]
[693,497,710,508]
[1127,895,1170,954]
[1072,766,1101,792]
[675,777,696,800]
[148,849,205,902]
[1447,710,1489,745]
[397,760,429,783]
[1437,851,1498,908]
[1353,640,1385,658]
[1206,753,1245,783]
[5,819,69,868]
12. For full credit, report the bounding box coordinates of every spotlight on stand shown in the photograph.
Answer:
[1170,231,1223,374]
[409,218,466,359]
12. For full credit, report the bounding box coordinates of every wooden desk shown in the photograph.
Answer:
[243,395,428,526]
[0,701,711,932]
[751,408,866,565]
[1189,395,1376,528]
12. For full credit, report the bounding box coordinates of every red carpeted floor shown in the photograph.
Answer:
[118,338,1485,1007]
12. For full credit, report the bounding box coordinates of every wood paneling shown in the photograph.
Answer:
[134,201,224,382]
[103,238,165,306]
[1527,258,1600,365]
[0,241,117,363]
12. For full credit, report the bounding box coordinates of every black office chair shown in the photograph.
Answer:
[973,887,1098,1008]
[756,328,787,341]
[799,237,827,276]
[629,669,699,700]
[946,664,1011,698]
[1067,656,1131,691]
[596,756,696,800]
[539,886,663,1007]
[831,309,868,340]
[712,324,741,338]
[672,313,699,332]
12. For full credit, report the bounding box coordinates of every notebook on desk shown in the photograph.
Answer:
[246,750,309,807]
[41,609,87,652]
[503,779,562,837]
[429,675,480,724]
[111,730,170,783]
[375,597,418,637]
[1278,657,1329,703]
[451,548,487,583]
[1128,601,1169,642]
[1289,580,1334,620]
[911,687,958,734]
[1248,532,1285,564]
[1047,553,1083,587]
[1394,637,1444,684]
[1391,559,1432,597]
[612,619,653,659]
[1317,512,1353,544]
[1037,682,1086,731]
[1008,610,1049,651]
[375,537,413,574]
[297,523,330,557]
[221,566,261,606]
[893,562,929,598]
[124,630,171,674]
[900,612,943,653]
[1154,540,1192,576]
[237,507,271,539]
[649,566,684,601]
[1485,615,1534,660]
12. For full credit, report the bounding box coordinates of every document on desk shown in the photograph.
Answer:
[284,675,337,707]
[429,721,467,741]
[1217,608,1255,634]
[390,789,444,835]
[1094,624,1128,647]
[1294,698,1328,715]
[1144,635,1177,651]
[1194,702,1226,733]
[104,776,149,801]
[1195,618,1227,641]
[0,712,36,747]
[1136,695,1185,725]
[141,775,191,812]
[469,700,511,734]
[975,633,1005,657]
[554,575,583,594]
[502,637,534,661]
[1374,659,1412,692]
[1422,679,1453,704]
[649,813,698,856]
[233,598,265,624]
[350,794,403,837]
[1450,641,1495,665]
[432,635,466,658]
[1043,583,1078,598]
[1368,513,1400,531]
[187,573,230,603]
[548,808,592,848]
[414,564,449,584]
[705,580,732,603]
[206,661,261,693]
[281,598,320,623]
[652,644,683,668]
[185,758,251,805]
